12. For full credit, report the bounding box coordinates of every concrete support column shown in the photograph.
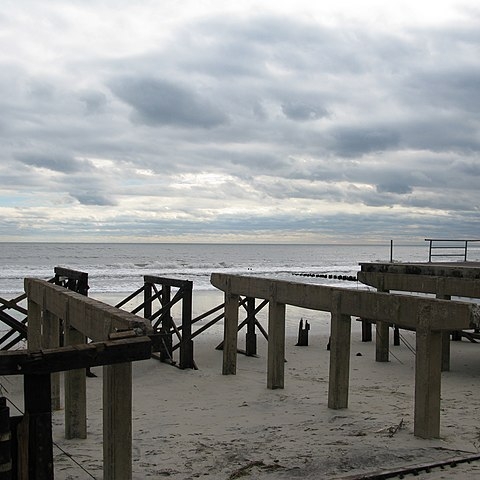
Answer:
[64,321,87,439]
[328,292,351,409]
[267,298,286,389]
[222,291,239,375]
[414,325,442,438]
[103,363,132,480]
[375,287,390,362]
[376,321,390,362]
[436,292,452,372]
[441,332,451,372]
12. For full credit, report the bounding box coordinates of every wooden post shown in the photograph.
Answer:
[27,298,42,351]
[393,326,400,346]
[328,292,351,409]
[64,322,87,439]
[0,398,11,480]
[180,284,194,369]
[24,374,53,480]
[414,324,442,438]
[143,281,152,320]
[361,319,372,342]
[267,298,286,389]
[104,363,132,480]
[43,310,61,411]
[245,297,257,356]
[222,291,239,375]
[159,285,173,362]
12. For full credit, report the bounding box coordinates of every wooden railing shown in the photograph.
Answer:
[22,278,154,480]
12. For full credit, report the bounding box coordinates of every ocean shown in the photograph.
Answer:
[0,242,437,297]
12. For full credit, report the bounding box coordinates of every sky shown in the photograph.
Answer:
[1,0,479,243]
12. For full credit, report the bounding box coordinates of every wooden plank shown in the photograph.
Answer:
[0,337,153,375]
[0,310,28,336]
[143,275,193,289]
[24,279,153,341]
[210,273,480,330]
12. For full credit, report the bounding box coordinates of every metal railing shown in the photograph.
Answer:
[425,238,480,262]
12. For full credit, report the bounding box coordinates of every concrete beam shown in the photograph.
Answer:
[210,273,480,330]
[359,262,480,280]
[358,271,480,299]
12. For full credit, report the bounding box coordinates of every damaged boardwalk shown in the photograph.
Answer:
[211,272,480,439]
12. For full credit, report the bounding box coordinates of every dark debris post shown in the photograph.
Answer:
[295,318,310,346]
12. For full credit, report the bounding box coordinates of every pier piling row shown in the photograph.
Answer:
[210,273,480,439]
[358,262,480,371]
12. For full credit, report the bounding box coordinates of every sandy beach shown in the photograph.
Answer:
[4,291,480,479]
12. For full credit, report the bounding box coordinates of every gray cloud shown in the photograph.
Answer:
[110,77,228,128]
[0,3,479,242]
[281,102,328,121]
[15,152,91,174]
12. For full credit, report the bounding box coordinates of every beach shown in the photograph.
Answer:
[1,243,480,479]
[4,291,480,479]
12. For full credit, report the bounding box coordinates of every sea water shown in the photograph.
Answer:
[0,242,433,296]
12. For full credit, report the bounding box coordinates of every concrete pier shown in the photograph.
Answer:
[211,272,480,439]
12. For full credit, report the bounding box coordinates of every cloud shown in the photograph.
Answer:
[0,2,479,242]
[281,101,328,121]
[110,77,228,128]
[15,152,91,174]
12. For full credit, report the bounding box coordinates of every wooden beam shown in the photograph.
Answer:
[0,337,153,376]
[24,279,153,341]
[210,273,480,330]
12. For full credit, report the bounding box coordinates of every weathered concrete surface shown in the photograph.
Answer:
[210,273,480,439]
[359,262,480,298]
[211,273,480,330]
[359,261,480,279]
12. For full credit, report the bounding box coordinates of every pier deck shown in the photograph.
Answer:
[358,261,480,298]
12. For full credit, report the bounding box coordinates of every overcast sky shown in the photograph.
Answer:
[1,0,479,243]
